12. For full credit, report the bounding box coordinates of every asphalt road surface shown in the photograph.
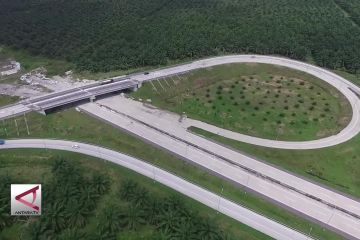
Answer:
[0,139,314,240]
[131,55,360,149]
[1,55,360,238]
[1,55,360,149]
[80,97,360,239]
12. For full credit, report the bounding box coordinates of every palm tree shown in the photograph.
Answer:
[144,198,161,225]
[155,227,173,240]
[156,208,180,232]
[21,220,53,240]
[0,189,6,206]
[99,206,122,233]
[59,183,81,204]
[163,196,192,223]
[0,205,10,230]
[178,206,194,223]
[65,200,90,228]
[51,157,68,174]
[90,225,116,240]
[42,182,58,203]
[44,202,66,233]
[0,175,11,206]
[164,196,184,212]
[119,179,139,201]
[172,220,197,240]
[196,219,222,240]
[57,228,86,240]
[132,187,149,207]
[79,185,99,209]
[52,159,82,185]
[120,204,146,230]
[91,173,110,194]
[0,174,12,188]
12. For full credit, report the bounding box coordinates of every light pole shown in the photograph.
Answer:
[307,226,313,239]
[153,167,156,183]
[217,186,224,214]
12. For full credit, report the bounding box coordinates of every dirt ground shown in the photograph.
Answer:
[0,68,95,99]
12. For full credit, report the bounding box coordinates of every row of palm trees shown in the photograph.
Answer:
[0,175,12,231]
[3,0,360,73]
[20,158,111,239]
[101,179,232,240]
[2,158,232,239]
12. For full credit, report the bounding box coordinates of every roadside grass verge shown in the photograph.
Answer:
[190,126,360,199]
[333,69,360,86]
[0,109,342,240]
[0,95,19,107]
[2,44,360,86]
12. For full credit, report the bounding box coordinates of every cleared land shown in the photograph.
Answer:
[0,150,267,240]
[190,126,360,199]
[132,63,351,141]
[0,46,73,77]
[0,109,341,240]
[0,46,149,80]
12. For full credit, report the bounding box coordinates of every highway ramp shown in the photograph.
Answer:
[1,55,360,149]
[79,98,360,239]
[0,139,314,240]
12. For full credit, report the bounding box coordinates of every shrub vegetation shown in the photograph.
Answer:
[0,0,360,73]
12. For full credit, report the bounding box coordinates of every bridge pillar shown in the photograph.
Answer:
[132,82,142,92]
[36,110,47,115]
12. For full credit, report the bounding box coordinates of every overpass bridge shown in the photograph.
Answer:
[21,77,140,114]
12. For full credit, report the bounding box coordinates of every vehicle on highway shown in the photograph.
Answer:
[144,72,149,75]
[72,144,80,149]
[100,79,114,85]
[0,139,5,145]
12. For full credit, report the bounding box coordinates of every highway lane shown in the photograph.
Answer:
[0,139,314,240]
[1,55,360,238]
[0,55,359,149]
[0,104,31,120]
[131,55,360,149]
[79,98,360,239]
[24,79,138,110]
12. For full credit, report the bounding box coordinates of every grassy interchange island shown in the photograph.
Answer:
[132,63,352,141]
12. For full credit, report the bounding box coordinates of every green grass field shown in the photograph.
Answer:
[0,109,342,240]
[132,63,351,141]
[0,150,268,240]
[0,95,18,107]
[334,69,360,86]
[190,126,360,199]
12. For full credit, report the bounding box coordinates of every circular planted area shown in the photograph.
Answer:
[134,63,352,141]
